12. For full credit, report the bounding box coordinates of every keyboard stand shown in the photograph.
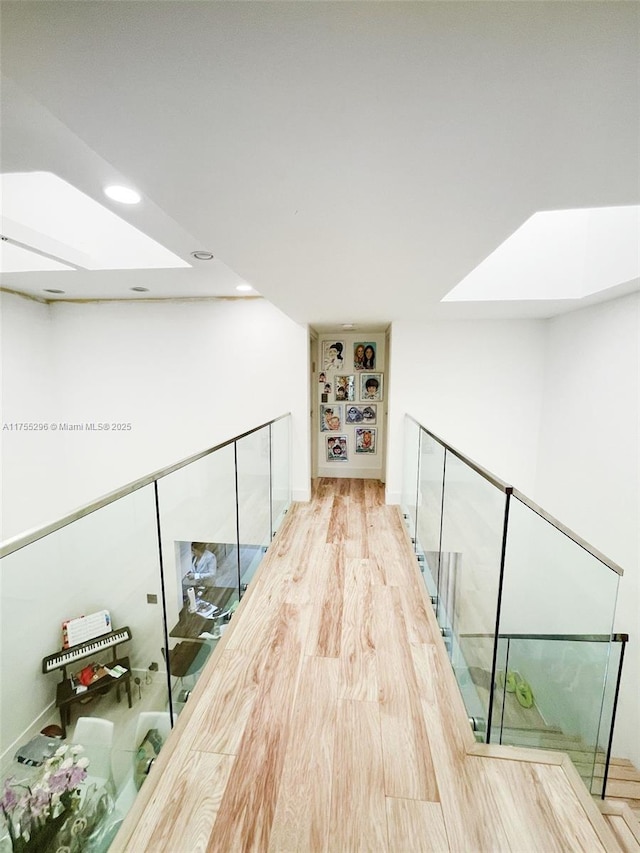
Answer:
[55,655,132,737]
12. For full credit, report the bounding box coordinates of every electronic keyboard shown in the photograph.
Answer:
[42,627,132,676]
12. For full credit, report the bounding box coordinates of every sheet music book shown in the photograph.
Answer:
[62,609,111,649]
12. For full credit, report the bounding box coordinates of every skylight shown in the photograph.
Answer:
[0,240,76,273]
[442,206,640,302]
[0,172,191,272]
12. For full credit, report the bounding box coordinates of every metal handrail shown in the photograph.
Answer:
[511,490,623,576]
[405,415,511,492]
[461,632,628,643]
[407,414,624,577]
[0,413,291,559]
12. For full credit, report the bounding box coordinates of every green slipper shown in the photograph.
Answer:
[515,679,534,708]
[505,672,518,694]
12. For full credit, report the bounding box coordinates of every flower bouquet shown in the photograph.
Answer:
[1,744,112,853]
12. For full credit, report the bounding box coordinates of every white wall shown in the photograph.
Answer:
[534,293,639,767]
[1,294,310,539]
[0,291,309,758]
[0,293,58,539]
[386,318,547,503]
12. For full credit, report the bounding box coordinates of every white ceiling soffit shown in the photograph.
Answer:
[443,205,640,303]
[0,172,191,272]
[0,3,638,318]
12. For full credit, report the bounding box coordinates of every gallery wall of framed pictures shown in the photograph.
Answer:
[317,334,385,473]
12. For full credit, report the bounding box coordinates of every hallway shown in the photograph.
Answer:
[114,478,618,851]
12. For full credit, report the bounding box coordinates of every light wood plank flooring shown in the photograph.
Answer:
[112,478,621,852]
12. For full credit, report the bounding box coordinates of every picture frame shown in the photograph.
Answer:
[326,435,348,461]
[320,379,333,403]
[334,374,355,402]
[322,340,345,372]
[345,404,377,425]
[355,427,377,454]
[353,342,377,371]
[360,372,383,401]
[320,404,343,432]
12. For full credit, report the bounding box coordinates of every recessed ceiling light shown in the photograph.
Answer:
[131,286,149,292]
[236,284,253,292]
[191,251,214,261]
[342,323,355,330]
[104,185,141,204]
[43,288,65,294]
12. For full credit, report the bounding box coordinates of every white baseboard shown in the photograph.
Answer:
[1,700,56,767]
[317,467,382,480]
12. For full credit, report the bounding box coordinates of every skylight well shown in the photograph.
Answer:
[442,206,640,303]
[0,172,191,273]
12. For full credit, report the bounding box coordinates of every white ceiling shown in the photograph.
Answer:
[1,1,638,329]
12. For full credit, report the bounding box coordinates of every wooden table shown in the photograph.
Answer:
[169,586,236,640]
[168,641,214,679]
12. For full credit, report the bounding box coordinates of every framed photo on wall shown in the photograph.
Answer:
[320,404,343,432]
[322,340,345,372]
[326,435,348,461]
[354,342,377,371]
[355,428,377,454]
[360,373,383,401]
[345,404,377,424]
[335,375,355,402]
[320,380,333,403]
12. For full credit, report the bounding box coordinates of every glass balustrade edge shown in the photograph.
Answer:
[511,489,623,577]
[406,417,511,492]
[602,638,627,799]
[234,440,242,596]
[269,423,274,540]
[153,479,176,729]
[486,488,512,745]
[411,428,421,550]
[0,413,292,559]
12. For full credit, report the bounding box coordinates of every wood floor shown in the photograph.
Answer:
[112,478,627,852]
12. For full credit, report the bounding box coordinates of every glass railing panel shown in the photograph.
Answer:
[416,429,445,603]
[271,416,292,537]
[236,426,271,589]
[401,417,421,549]
[438,450,508,737]
[155,444,239,720]
[495,496,620,790]
[494,635,618,794]
[0,485,168,851]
